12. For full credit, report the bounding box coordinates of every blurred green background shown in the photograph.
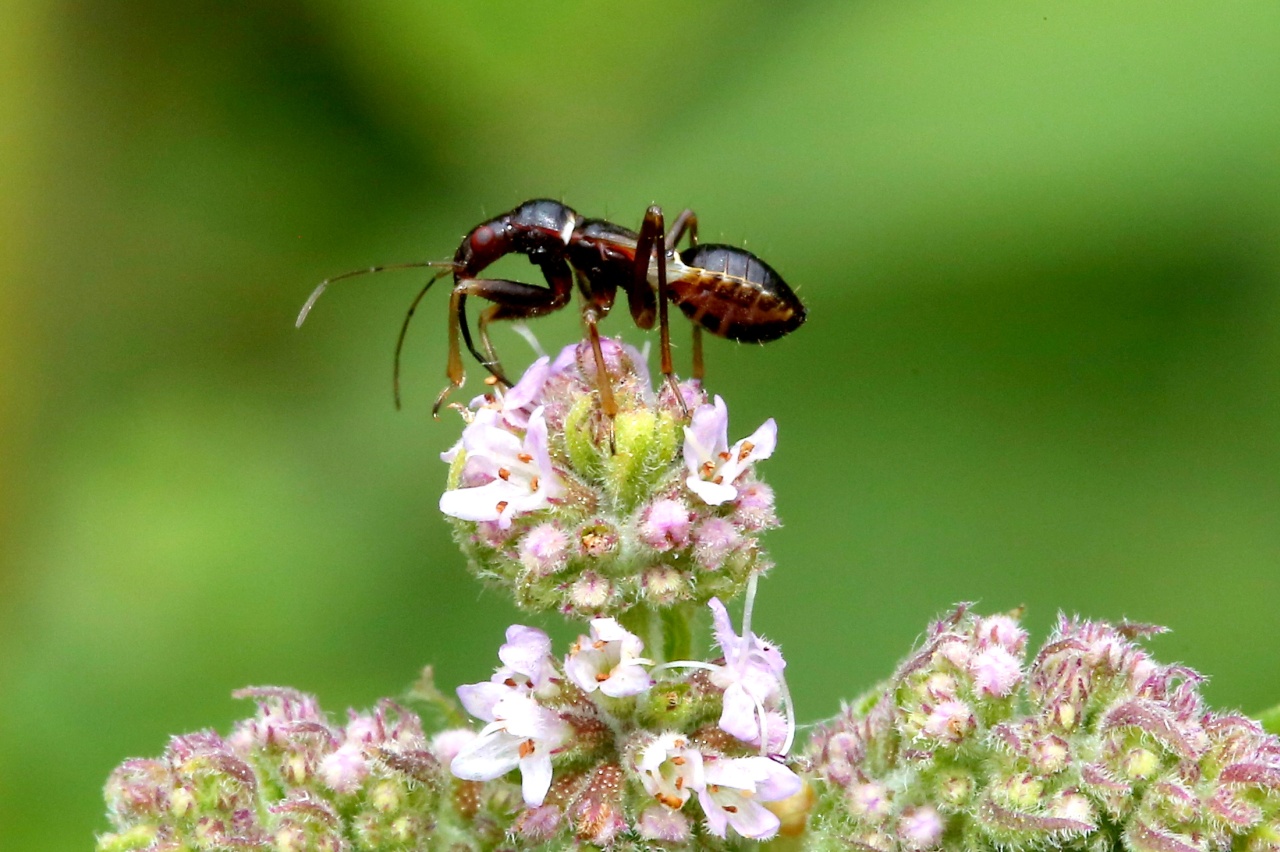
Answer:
[3,2,1279,848]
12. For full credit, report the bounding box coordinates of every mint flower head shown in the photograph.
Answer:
[447,602,803,845]
[806,605,1280,852]
[439,338,781,618]
[97,681,522,852]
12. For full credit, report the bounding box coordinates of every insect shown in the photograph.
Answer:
[296,199,806,416]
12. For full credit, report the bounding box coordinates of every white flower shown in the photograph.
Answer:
[698,755,803,840]
[468,355,552,430]
[683,396,776,506]
[450,691,568,807]
[440,405,564,529]
[565,618,653,698]
[636,733,705,810]
[708,598,789,748]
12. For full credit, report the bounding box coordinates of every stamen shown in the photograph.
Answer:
[719,451,732,462]
[518,452,534,463]
[657,793,682,809]
[724,805,739,813]
[701,461,716,477]
[498,468,511,481]
[595,672,610,683]
[671,756,686,766]
[738,441,755,461]
[496,500,509,514]
[484,375,499,386]
[519,740,536,758]
[530,475,539,491]
[713,475,724,485]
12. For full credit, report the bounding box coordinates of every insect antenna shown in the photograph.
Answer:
[393,267,455,410]
[294,261,454,328]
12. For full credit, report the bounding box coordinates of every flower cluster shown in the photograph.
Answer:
[805,605,1280,852]
[448,601,804,844]
[98,682,519,852]
[440,339,780,617]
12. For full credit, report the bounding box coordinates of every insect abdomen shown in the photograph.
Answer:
[673,244,805,342]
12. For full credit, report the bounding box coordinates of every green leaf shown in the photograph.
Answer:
[1258,703,1280,736]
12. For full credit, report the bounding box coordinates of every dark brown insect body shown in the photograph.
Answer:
[297,199,805,416]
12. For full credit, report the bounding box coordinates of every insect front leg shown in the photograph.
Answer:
[433,259,575,415]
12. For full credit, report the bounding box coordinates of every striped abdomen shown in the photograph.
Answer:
[669,244,806,342]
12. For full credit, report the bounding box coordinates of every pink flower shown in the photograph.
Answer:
[969,646,1023,697]
[922,699,974,743]
[518,523,570,575]
[481,355,552,430]
[456,625,557,719]
[319,742,367,794]
[639,499,693,551]
[564,618,653,698]
[900,805,944,849]
[496,625,557,693]
[637,805,691,843]
[683,396,776,506]
[692,518,742,571]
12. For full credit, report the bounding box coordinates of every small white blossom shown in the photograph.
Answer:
[683,396,776,506]
[564,618,653,698]
[636,733,705,810]
[708,598,789,748]
[698,755,803,840]
[450,691,568,807]
[440,406,564,529]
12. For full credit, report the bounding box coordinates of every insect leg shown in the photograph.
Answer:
[393,268,454,410]
[637,206,687,415]
[662,210,704,382]
[664,209,698,252]
[574,269,619,419]
[436,259,574,413]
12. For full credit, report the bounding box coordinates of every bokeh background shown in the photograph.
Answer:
[3,2,1279,848]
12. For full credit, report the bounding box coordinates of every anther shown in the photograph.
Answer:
[530,475,539,491]
[496,500,509,513]
[498,468,511,481]
[701,461,716,477]
[519,740,536,758]
[518,452,534,463]
[719,451,732,462]
[738,441,755,461]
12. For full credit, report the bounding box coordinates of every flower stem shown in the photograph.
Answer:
[620,603,695,664]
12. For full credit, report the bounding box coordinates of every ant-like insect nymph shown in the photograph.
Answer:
[297,199,806,418]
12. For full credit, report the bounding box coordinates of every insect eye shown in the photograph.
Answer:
[470,225,495,251]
